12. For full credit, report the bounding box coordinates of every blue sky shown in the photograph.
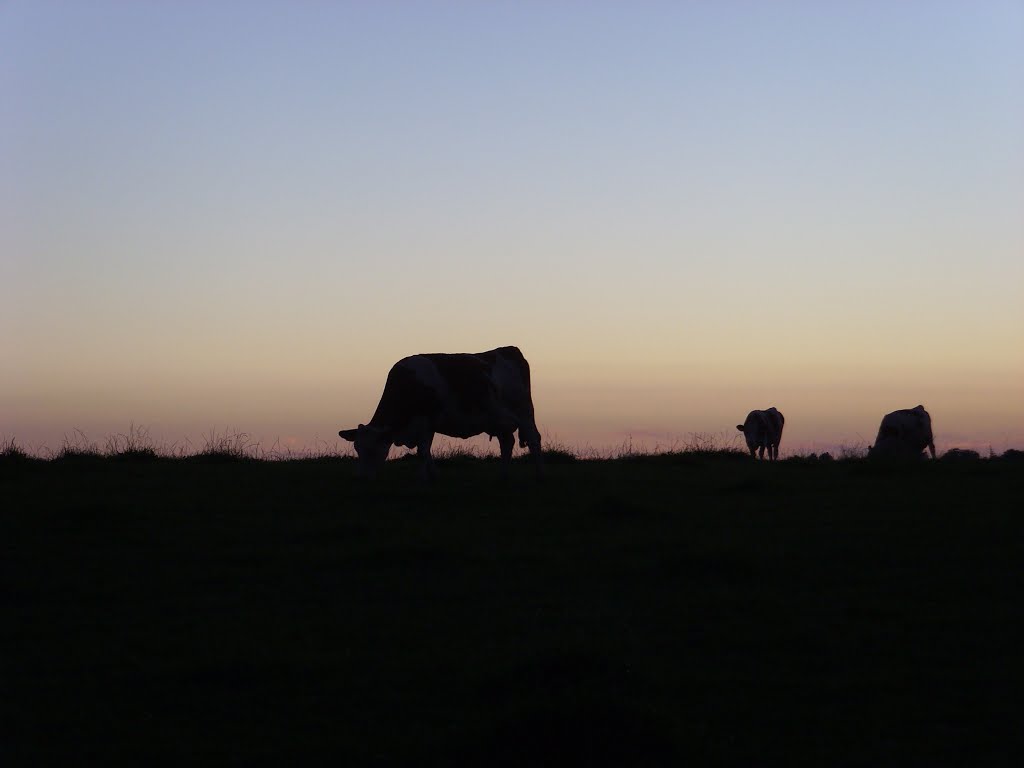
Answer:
[2,1,1023,454]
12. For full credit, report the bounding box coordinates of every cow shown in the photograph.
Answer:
[736,407,785,460]
[869,405,936,459]
[339,346,542,479]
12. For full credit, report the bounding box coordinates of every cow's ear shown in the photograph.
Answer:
[338,428,359,442]
[736,425,745,432]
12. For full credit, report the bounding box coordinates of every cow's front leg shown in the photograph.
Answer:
[417,432,437,481]
[497,432,515,479]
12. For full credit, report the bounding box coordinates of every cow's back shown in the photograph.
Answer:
[742,409,780,445]
[368,357,447,433]
[420,353,494,415]
[874,405,933,456]
[367,347,538,444]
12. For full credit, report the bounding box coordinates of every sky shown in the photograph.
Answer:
[2,1,1023,456]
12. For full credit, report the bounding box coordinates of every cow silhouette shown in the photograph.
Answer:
[869,405,936,459]
[736,407,785,460]
[339,346,542,479]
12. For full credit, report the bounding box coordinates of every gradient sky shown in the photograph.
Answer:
[3,1,1023,455]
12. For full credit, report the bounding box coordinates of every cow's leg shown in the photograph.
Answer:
[417,432,437,481]
[927,439,936,459]
[497,432,515,479]
[758,445,766,460]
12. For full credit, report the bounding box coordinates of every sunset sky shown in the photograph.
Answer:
[3,1,1023,456]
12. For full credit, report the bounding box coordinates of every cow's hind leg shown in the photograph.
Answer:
[497,432,515,479]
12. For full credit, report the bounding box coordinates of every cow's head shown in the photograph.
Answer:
[736,423,753,453]
[338,424,391,476]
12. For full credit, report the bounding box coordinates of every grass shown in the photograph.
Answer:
[4,425,1013,464]
[0,436,29,461]
[2,438,1022,764]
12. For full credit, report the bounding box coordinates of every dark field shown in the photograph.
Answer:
[3,453,1021,765]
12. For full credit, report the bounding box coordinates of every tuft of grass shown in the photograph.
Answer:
[52,429,104,461]
[785,451,836,464]
[268,438,353,462]
[105,423,160,461]
[940,448,981,462]
[679,431,744,455]
[185,429,263,462]
[429,443,488,462]
[540,447,578,464]
[612,432,747,463]
[534,434,583,462]
[1,436,30,462]
[837,443,869,461]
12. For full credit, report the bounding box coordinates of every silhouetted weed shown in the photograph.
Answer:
[108,447,160,462]
[53,447,105,463]
[941,448,981,462]
[182,450,256,464]
[538,448,577,464]
[0,437,30,464]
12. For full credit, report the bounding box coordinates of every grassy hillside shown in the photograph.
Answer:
[3,452,1021,765]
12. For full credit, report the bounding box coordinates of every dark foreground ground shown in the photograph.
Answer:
[2,452,1021,765]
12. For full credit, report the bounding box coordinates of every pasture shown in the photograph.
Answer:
[3,451,1021,765]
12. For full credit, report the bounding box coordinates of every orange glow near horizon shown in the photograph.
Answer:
[4,349,1022,457]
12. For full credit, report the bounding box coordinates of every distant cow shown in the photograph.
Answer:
[869,405,936,459]
[339,346,542,479]
[736,407,785,460]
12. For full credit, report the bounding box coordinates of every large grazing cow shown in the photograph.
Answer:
[339,346,542,478]
[736,407,785,460]
[869,405,936,459]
